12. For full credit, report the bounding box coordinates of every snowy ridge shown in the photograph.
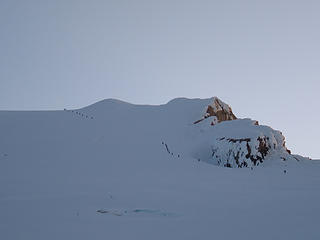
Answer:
[0,96,318,240]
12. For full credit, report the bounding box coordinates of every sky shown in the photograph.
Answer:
[0,0,319,158]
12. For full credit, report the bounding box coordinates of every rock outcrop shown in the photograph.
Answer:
[192,97,305,168]
[194,97,237,125]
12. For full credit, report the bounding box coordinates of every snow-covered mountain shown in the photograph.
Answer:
[0,97,319,240]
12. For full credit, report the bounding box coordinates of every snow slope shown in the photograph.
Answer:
[0,97,319,240]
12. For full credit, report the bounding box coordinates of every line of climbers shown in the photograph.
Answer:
[161,141,180,158]
[64,108,94,120]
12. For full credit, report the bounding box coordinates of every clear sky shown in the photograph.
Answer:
[0,0,319,158]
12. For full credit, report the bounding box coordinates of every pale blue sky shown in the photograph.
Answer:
[0,0,319,158]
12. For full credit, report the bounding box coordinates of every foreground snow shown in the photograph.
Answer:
[0,98,319,240]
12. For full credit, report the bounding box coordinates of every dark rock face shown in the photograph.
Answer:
[212,136,276,168]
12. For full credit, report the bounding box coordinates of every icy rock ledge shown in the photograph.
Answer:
[208,119,299,168]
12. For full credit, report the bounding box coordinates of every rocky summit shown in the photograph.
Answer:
[194,96,237,125]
